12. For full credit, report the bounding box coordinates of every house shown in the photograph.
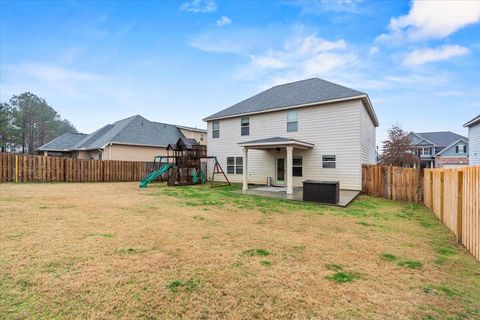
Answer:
[203,78,378,194]
[36,115,206,162]
[408,131,469,168]
[464,114,480,165]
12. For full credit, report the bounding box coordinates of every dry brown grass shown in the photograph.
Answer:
[0,182,479,319]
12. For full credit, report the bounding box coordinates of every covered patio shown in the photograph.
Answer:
[239,137,315,195]
[237,186,360,207]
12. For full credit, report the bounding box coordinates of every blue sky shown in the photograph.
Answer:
[1,0,479,145]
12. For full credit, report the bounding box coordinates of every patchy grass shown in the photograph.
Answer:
[242,249,270,257]
[326,271,360,284]
[166,277,201,293]
[381,252,398,262]
[397,260,423,269]
[0,182,479,319]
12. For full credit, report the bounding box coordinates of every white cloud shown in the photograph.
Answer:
[19,63,102,82]
[216,16,231,26]
[180,0,216,13]
[234,35,356,86]
[403,45,470,66]
[369,46,379,54]
[377,0,480,43]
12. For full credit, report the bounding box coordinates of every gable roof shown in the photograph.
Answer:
[434,138,469,156]
[37,115,192,152]
[464,114,480,127]
[203,78,378,126]
[411,131,468,147]
[37,132,88,151]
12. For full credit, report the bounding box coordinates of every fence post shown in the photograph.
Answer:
[440,171,445,223]
[15,154,19,183]
[456,170,463,242]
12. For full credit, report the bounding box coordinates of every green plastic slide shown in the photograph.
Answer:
[139,163,172,188]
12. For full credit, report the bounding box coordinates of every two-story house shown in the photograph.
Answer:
[408,131,469,168]
[464,114,480,165]
[203,78,378,194]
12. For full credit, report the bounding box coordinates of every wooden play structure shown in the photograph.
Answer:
[139,137,230,188]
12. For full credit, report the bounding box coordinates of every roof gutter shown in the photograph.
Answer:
[203,94,379,127]
[464,115,480,127]
[100,141,169,149]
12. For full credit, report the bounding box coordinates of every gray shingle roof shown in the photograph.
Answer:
[37,132,87,151]
[204,78,366,121]
[37,115,190,152]
[464,114,480,127]
[414,131,468,147]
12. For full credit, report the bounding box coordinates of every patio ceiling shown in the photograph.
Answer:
[238,137,314,150]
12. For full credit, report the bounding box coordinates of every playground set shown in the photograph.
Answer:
[139,137,230,188]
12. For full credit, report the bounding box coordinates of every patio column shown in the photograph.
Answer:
[286,146,293,194]
[242,147,248,191]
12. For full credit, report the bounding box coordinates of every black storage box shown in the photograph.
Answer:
[303,180,339,204]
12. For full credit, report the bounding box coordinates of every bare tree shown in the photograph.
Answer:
[381,124,418,167]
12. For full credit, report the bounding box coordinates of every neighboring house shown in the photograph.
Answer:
[464,114,480,165]
[408,131,469,168]
[36,115,206,162]
[203,78,378,193]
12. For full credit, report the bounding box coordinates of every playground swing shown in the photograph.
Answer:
[139,137,230,188]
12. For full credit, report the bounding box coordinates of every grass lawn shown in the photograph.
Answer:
[0,182,479,319]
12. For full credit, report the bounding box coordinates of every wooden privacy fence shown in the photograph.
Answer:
[424,166,480,262]
[363,164,480,262]
[0,152,155,183]
[362,164,423,203]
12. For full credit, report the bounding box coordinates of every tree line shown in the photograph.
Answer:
[0,92,77,153]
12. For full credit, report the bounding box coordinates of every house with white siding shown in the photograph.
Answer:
[464,114,480,165]
[203,78,378,194]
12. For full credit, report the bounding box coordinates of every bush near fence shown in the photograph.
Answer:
[362,164,480,262]
[0,152,155,183]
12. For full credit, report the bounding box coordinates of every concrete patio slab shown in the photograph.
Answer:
[236,186,359,207]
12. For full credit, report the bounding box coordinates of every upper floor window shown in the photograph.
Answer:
[456,145,467,154]
[200,134,204,142]
[241,117,250,136]
[419,147,431,156]
[287,111,298,132]
[212,121,220,139]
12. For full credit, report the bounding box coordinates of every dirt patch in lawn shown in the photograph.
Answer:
[0,182,479,319]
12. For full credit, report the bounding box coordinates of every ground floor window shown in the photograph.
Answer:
[227,156,243,174]
[293,156,302,176]
[322,155,336,168]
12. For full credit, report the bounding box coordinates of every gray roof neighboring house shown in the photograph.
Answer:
[411,131,468,147]
[37,115,203,152]
[464,114,480,127]
[37,132,88,151]
[203,78,378,126]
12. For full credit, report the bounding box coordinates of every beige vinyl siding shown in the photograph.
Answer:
[103,144,167,162]
[469,123,480,165]
[207,100,370,190]
[360,104,376,164]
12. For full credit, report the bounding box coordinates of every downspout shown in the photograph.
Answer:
[108,143,112,160]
